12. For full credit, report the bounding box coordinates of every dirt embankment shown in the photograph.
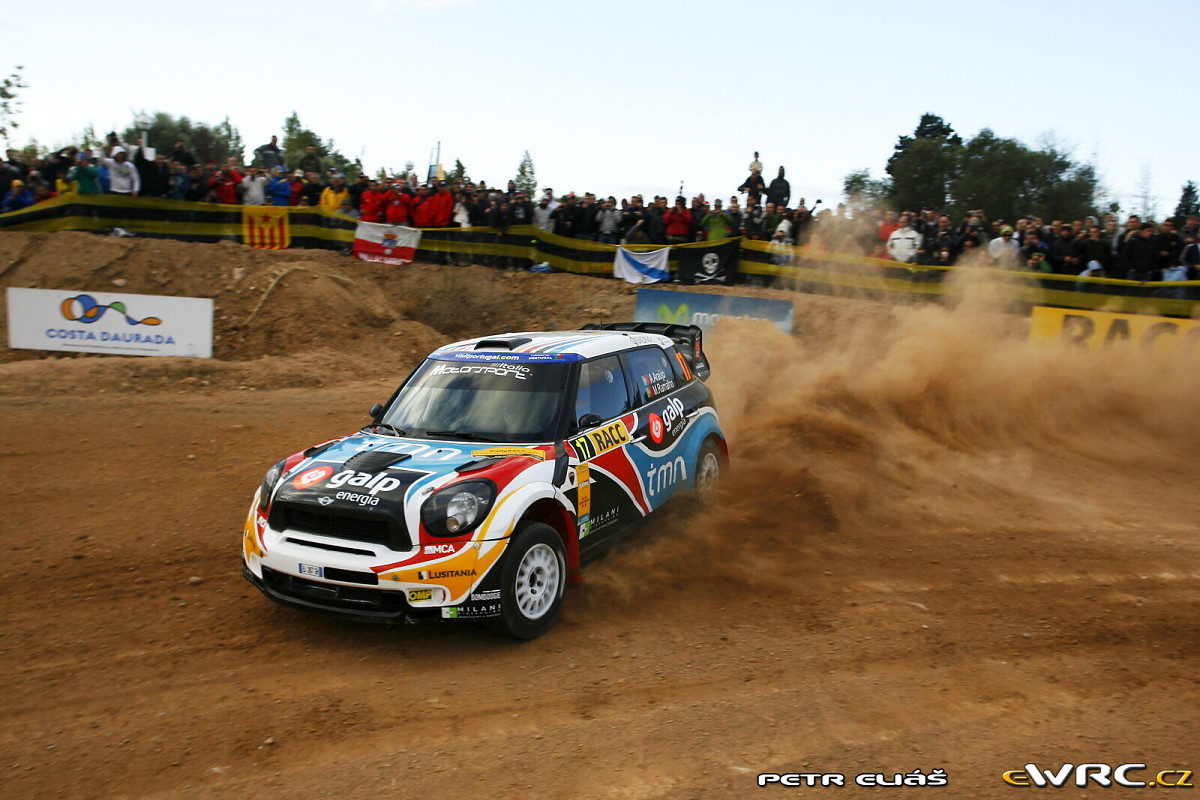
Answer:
[2,231,1198,800]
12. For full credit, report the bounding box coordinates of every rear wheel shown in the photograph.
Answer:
[489,522,566,640]
[695,439,722,507]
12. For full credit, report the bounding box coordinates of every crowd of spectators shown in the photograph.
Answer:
[2,139,1197,290]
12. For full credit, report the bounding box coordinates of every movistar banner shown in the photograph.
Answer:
[635,287,794,334]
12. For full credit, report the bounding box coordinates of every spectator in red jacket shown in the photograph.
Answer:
[663,196,693,244]
[410,184,437,227]
[208,167,243,204]
[358,180,387,223]
[382,182,412,224]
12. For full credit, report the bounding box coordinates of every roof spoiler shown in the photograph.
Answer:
[581,322,711,382]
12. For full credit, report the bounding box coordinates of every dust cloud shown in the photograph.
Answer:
[583,268,1200,608]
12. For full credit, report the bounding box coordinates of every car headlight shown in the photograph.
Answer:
[421,480,496,537]
[258,459,286,513]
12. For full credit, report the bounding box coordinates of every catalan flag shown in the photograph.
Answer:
[242,207,291,250]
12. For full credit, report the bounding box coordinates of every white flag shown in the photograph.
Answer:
[352,222,422,266]
[614,246,671,284]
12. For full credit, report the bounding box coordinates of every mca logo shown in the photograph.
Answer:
[656,303,689,325]
[60,294,161,326]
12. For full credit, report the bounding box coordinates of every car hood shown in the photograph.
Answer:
[272,433,552,516]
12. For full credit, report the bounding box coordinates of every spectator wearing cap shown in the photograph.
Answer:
[700,199,733,241]
[299,172,324,207]
[550,196,574,237]
[987,224,1020,267]
[267,167,293,206]
[509,191,534,228]
[320,175,349,213]
[347,173,370,211]
[1,179,34,212]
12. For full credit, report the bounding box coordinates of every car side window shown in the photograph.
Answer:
[573,355,629,427]
[625,347,677,407]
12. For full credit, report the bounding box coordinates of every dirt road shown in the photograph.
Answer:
[2,234,1198,798]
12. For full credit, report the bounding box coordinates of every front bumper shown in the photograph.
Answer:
[243,564,441,625]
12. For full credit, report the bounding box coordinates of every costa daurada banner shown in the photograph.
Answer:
[7,287,213,358]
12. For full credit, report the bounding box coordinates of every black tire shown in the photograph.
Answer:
[489,522,567,640]
[694,439,722,508]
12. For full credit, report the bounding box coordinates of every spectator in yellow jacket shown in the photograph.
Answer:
[319,175,349,213]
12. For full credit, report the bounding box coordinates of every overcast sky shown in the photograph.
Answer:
[5,0,1196,216]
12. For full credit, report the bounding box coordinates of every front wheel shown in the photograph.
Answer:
[489,522,567,640]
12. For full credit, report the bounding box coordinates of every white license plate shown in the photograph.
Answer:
[298,563,324,578]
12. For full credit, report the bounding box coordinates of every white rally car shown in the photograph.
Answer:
[242,322,726,638]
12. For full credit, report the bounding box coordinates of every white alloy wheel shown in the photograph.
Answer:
[514,542,561,620]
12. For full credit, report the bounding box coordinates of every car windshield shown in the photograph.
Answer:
[381,357,570,443]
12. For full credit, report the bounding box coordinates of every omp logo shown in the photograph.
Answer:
[407,588,434,602]
[571,420,631,461]
[61,294,161,326]
[656,303,689,325]
[292,466,334,489]
[1002,764,1193,788]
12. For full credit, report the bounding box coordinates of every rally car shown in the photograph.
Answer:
[242,322,726,639]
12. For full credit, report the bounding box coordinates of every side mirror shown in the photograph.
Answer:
[368,402,384,420]
[576,413,602,431]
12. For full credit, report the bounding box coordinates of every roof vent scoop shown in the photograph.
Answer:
[473,337,532,351]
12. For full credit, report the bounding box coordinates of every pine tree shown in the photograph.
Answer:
[0,65,25,146]
[514,151,537,196]
[1172,181,1198,225]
